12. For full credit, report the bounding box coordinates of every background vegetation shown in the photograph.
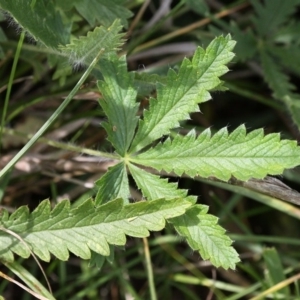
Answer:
[1,0,300,299]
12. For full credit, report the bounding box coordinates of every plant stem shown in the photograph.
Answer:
[0,31,25,152]
[143,237,157,300]
[226,82,283,110]
[0,48,106,178]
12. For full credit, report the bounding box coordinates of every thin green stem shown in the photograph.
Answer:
[0,48,106,178]
[143,237,157,300]
[226,82,283,110]
[0,31,25,152]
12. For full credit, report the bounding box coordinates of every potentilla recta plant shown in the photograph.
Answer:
[1,1,300,299]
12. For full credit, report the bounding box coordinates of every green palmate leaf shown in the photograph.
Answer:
[260,49,300,128]
[275,21,300,43]
[185,0,209,15]
[89,244,114,268]
[59,19,125,68]
[95,162,129,205]
[48,20,125,85]
[54,0,74,11]
[73,0,132,28]
[128,163,191,201]
[272,46,300,77]
[169,205,240,269]
[128,164,238,269]
[263,248,289,297]
[129,35,236,153]
[47,55,73,86]
[260,49,297,100]
[284,97,300,131]
[133,72,166,97]
[131,125,300,181]
[0,0,70,48]
[97,55,139,156]
[229,22,257,61]
[251,0,300,37]
[0,198,191,262]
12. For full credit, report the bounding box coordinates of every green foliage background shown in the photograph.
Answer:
[1,0,300,299]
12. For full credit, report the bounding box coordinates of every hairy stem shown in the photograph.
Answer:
[143,237,157,300]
